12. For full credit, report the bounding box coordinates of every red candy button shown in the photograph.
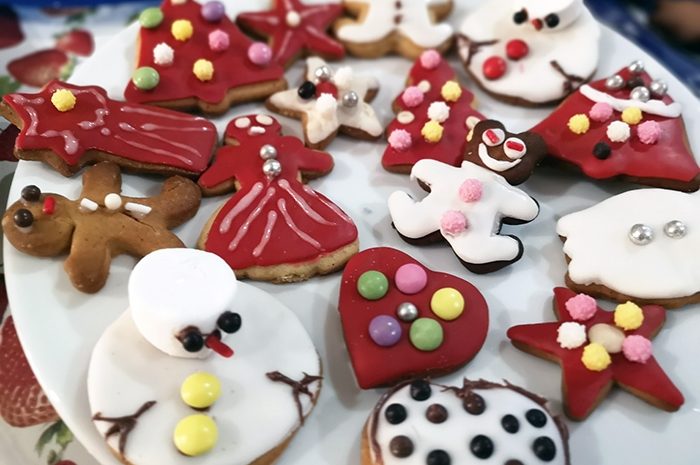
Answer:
[482,56,507,80]
[506,39,529,61]
[315,81,338,98]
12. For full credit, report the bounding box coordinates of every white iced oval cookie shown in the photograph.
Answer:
[557,189,700,300]
[365,379,570,465]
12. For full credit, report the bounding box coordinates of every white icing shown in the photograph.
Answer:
[557,322,587,349]
[249,126,266,135]
[286,10,301,27]
[466,116,481,129]
[124,202,152,216]
[588,323,624,354]
[388,160,539,264]
[333,66,354,89]
[256,114,273,126]
[234,117,251,128]
[557,189,700,299]
[478,143,522,172]
[153,42,174,66]
[427,101,450,123]
[503,137,527,159]
[524,0,583,31]
[315,93,338,117]
[104,193,122,210]
[482,128,504,147]
[398,111,415,124]
[606,120,631,143]
[579,84,681,118]
[79,198,98,212]
[417,79,431,93]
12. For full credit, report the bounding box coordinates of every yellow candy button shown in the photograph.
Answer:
[51,89,76,112]
[180,372,221,409]
[172,19,193,41]
[581,342,612,372]
[430,287,465,321]
[173,414,218,456]
[614,301,644,331]
[193,59,214,81]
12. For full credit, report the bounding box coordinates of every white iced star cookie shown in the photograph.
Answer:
[388,159,539,273]
[266,57,383,149]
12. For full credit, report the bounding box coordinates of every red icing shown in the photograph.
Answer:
[338,247,489,389]
[205,333,233,358]
[507,287,684,420]
[42,196,55,215]
[237,0,344,68]
[3,81,216,174]
[124,0,285,105]
[200,114,357,270]
[506,39,528,61]
[483,56,507,80]
[382,55,485,171]
[315,80,338,98]
[506,140,525,151]
[531,67,700,189]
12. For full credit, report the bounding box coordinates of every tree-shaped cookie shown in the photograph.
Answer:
[2,162,201,293]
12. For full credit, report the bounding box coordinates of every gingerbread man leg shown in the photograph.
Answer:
[450,233,523,265]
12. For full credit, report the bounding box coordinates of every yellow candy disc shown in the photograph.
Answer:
[421,120,444,143]
[621,107,643,125]
[441,81,462,102]
[193,59,214,81]
[614,301,644,330]
[172,19,194,41]
[173,414,218,456]
[430,287,465,321]
[567,114,590,135]
[51,89,76,112]
[180,372,221,409]
[581,343,611,372]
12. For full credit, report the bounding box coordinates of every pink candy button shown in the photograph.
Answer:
[395,263,428,295]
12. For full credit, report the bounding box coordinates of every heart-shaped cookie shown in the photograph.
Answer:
[338,247,489,389]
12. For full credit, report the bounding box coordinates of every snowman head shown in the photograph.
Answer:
[129,248,241,359]
[511,0,583,32]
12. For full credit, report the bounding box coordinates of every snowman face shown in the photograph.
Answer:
[511,0,583,32]
[174,310,242,357]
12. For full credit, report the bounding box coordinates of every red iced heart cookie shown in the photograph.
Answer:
[338,247,489,389]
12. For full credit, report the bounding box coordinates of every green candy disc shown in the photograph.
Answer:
[357,270,389,300]
[132,67,160,91]
[409,318,444,351]
[139,7,164,29]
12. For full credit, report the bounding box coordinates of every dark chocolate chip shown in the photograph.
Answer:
[389,435,414,458]
[181,330,204,353]
[513,9,528,24]
[626,76,645,89]
[297,81,316,100]
[545,13,560,28]
[501,414,520,434]
[426,449,450,465]
[525,408,547,428]
[533,436,557,462]
[593,142,612,160]
[426,404,448,424]
[410,380,431,401]
[13,208,33,228]
[385,403,407,425]
[470,435,494,459]
[21,185,41,202]
[463,392,486,415]
[217,311,241,334]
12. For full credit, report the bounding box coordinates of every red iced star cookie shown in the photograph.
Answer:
[507,287,684,420]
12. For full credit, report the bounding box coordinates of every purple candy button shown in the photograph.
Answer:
[369,315,402,347]
[201,1,225,22]
[395,263,428,295]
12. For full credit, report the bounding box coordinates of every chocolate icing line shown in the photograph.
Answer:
[550,60,586,94]
[456,34,499,66]
[92,400,156,455]
[266,371,322,425]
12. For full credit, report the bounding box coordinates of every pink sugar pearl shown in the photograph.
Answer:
[208,29,230,52]
[440,210,468,236]
[622,335,653,363]
[388,129,412,151]
[402,86,424,108]
[248,42,272,66]
[589,102,613,122]
[565,293,597,321]
[459,178,483,202]
[420,50,441,69]
[637,120,661,144]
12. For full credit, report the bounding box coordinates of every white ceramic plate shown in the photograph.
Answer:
[6,1,700,464]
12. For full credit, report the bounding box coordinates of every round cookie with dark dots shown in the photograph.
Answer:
[362,378,572,465]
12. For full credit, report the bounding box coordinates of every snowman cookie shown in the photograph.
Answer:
[457,0,600,106]
[363,379,571,465]
[88,248,322,465]
[557,188,700,308]
[388,159,540,273]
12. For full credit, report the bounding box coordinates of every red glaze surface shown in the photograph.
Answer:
[382,55,484,171]
[200,114,357,269]
[338,247,489,389]
[124,0,285,105]
[507,287,684,420]
[237,0,344,67]
[531,67,700,186]
[3,81,216,173]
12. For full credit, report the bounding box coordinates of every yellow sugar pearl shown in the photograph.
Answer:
[430,287,465,321]
[421,120,444,143]
[581,343,611,372]
[567,114,590,135]
[172,19,194,41]
[614,301,644,330]
[193,59,214,81]
[51,89,76,112]
[441,80,462,102]
[173,414,218,456]
[621,107,643,125]
[180,372,221,409]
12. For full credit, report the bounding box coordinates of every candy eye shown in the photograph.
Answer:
[179,328,204,353]
[545,13,560,28]
[297,81,316,100]
[217,311,242,334]
[482,128,505,147]
[14,208,34,228]
[503,137,528,159]
[21,185,41,202]
[513,8,528,24]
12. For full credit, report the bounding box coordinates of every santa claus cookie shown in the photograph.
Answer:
[266,57,383,149]
[125,0,286,114]
[1,162,200,293]
[0,81,217,177]
[557,188,700,309]
[363,379,571,465]
[388,160,540,273]
[334,0,454,59]
[383,49,484,174]
[88,248,322,465]
[198,114,359,283]
[237,0,344,68]
[531,61,700,191]
[338,247,488,389]
[508,288,684,420]
[457,0,600,106]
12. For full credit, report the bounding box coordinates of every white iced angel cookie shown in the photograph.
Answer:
[388,159,539,273]
[88,249,322,465]
[334,0,454,59]
[457,0,600,106]
[557,189,700,308]
[266,56,383,149]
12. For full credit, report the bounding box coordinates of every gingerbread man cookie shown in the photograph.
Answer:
[388,160,540,273]
[2,162,201,293]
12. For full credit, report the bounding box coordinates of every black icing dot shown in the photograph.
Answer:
[13,208,34,228]
[297,81,316,99]
[501,414,520,434]
[463,392,486,415]
[389,435,414,458]
[181,330,204,352]
[526,408,548,428]
[426,449,451,465]
[545,13,560,28]
[410,380,432,401]
[505,461,524,465]
[426,404,448,424]
[532,436,557,462]
[469,435,494,459]
[513,9,528,24]
[21,185,41,202]
[385,403,407,425]
[626,76,645,89]
[217,311,241,334]
[593,142,611,160]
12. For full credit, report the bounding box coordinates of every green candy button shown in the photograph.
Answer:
[409,318,444,351]
[132,67,160,91]
[139,7,164,28]
[357,270,389,300]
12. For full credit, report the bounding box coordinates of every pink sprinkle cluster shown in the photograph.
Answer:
[637,120,661,145]
[459,179,483,202]
[440,210,468,235]
[565,293,597,321]
[402,86,424,108]
[209,29,230,52]
[247,42,272,66]
[420,50,441,70]
[622,335,653,364]
[589,102,613,122]
[388,129,412,151]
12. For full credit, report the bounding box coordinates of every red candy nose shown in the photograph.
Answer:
[506,140,525,151]
[482,56,507,80]
[205,332,234,358]
[506,39,529,61]
[531,18,543,30]
[42,196,55,215]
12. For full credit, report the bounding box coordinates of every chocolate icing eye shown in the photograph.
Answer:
[470,435,494,459]
[298,81,316,100]
[21,185,41,202]
[409,380,432,401]
[482,128,505,147]
[526,408,548,427]
[180,328,204,353]
[217,311,242,334]
[545,13,560,28]
[501,414,520,433]
[385,403,407,424]
[513,8,528,24]
[533,436,557,461]
[426,449,450,465]
[503,137,527,159]
[13,208,34,228]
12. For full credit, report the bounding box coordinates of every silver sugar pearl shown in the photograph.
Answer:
[259,144,278,160]
[629,224,654,246]
[314,65,332,82]
[396,302,419,322]
[664,220,687,239]
[649,79,668,98]
[628,60,645,74]
[262,158,282,178]
[341,90,359,108]
[605,74,625,90]
[630,86,650,102]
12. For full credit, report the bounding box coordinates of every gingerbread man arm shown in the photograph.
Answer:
[198,146,242,196]
[288,137,334,177]
[493,178,539,222]
[388,191,439,238]
[125,176,201,230]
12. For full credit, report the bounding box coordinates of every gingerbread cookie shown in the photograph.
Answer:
[363,379,571,465]
[557,188,700,308]
[334,0,454,59]
[0,81,217,177]
[2,162,201,293]
[388,160,540,273]
[88,248,322,464]
[237,0,345,68]
[508,287,684,420]
[383,50,484,174]
[125,0,287,114]
[197,114,359,283]
[338,247,488,389]
[266,57,383,149]
[531,61,700,191]
[457,0,600,106]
